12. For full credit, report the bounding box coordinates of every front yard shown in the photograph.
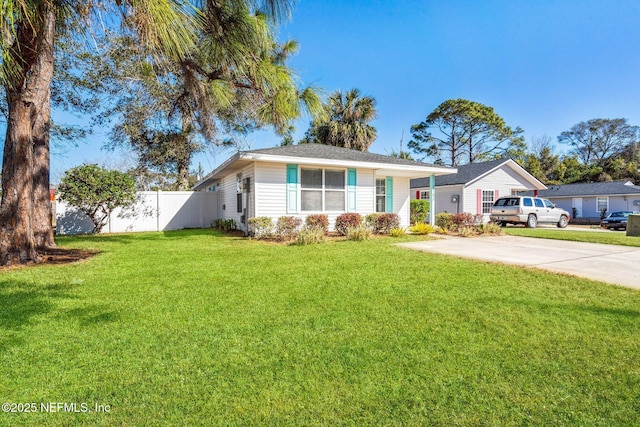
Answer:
[1,230,639,425]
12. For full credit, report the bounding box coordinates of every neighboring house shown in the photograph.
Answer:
[521,181,640,220]
[410,159,546,222]
[192,144,455,232]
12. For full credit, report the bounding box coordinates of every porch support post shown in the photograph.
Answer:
[429,173,436,225]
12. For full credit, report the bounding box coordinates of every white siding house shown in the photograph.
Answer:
[193,144,455,232]
[411,159,546,222]
[521,181,640,221]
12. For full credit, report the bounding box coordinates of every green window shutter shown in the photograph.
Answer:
[286,164,298,213]
[385,177,393,213]
[347,168,357,212]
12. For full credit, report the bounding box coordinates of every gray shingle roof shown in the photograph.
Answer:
[410,158,509,188]
[521,181,640,198]
[244,143,442,167]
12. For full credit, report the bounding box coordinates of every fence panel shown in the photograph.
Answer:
[55,191,218,235]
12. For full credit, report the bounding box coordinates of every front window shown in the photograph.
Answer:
[481,190,494,214]
[376,178,386,212]
[301,168,345,211]
[596,197,609,214]
[420,191,429,200]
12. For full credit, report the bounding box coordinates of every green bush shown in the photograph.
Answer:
[346,225,371,241]
[58,164,136,233]
[305,214,329,234]
[335,213,362,236]
[458,226,476,237]
[435,212,454,231]
[296,226,326,245]
[364,213,381,230]
[276,216,302,240]
[410,199,429,224]
[477,222,503,235]
[389,227,406,237]
[248,216,274,239]
[373,213,400,234]
[212,218,237,231]
[409,223,434,235]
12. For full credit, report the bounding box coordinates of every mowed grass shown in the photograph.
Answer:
[504,227,640,247]
[1,230,639,426]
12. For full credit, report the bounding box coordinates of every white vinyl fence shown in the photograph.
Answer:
[56,191,219,235]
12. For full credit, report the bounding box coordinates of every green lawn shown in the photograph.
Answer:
[504,227,640,247]
[1,230,639,426]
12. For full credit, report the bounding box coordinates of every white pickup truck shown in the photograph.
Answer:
[490,196,571,228]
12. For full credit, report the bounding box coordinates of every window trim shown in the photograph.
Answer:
[596,196,609,214]
[481,190,494,214]
[375,178,386,213]
[300,167,347,212]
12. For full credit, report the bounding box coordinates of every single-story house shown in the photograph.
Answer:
[410,158,547,221]
[521,180,640,220]
[192,143,455,232]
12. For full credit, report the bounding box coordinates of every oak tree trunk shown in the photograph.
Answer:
[0,3,56,265]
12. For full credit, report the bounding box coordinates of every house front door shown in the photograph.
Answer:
[572,198,582,218]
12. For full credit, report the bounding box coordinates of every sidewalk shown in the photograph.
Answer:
[399,235,640,290]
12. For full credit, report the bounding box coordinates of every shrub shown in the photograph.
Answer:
[212,218,237,231]
[296,226,326,245]
[276,216,302,240]
[458,226,476,237]
[409,223,434,235]
[58,164,136,233]
[364,213,381,230]
[451,212,476,230]
[335,213,362,236]
[248,216,274,239]
[477,222,503,235]
[372,213,400,234]
[389,227,406,237]
[435,212,454,231]
[305,214,329,234]
[410,200,429,225]
[346,225,371,241]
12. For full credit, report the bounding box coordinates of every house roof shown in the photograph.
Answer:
[193,143,456,190]
[410,158,546,190]
[521,181,640,198]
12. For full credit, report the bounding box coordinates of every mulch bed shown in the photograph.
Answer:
[0,248,99,272]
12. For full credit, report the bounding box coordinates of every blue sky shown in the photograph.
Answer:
[17,0,640,181]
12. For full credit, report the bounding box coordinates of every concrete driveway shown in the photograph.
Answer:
[399,235,640,290]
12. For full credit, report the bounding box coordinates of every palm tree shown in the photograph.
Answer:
[0,0,293,265]
[305,88,377,151]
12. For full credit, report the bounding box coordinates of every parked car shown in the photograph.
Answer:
[490,196,571,228]
[600,211,640,231]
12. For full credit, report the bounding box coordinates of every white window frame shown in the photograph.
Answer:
[375,178,386,213]
[481,190,494,214]
[300,167,346,212]
[596,196,609,214]
[420,191,429,201]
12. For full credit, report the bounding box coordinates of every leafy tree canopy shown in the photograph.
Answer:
[409,98,524,166]
[58,164,136,233]
[558,118,639,182]
[558,118,639,167]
